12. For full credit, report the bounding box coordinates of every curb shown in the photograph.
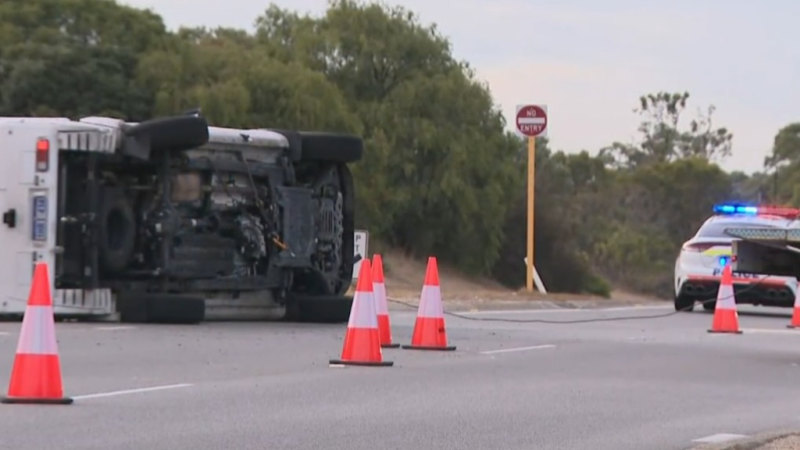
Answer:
[691,429,800,450]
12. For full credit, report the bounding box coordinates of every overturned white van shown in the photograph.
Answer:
[0,113,362,323]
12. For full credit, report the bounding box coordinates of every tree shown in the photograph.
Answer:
[600,91,733,168]
[761,123,800,205]
[254,1,519,275]
[135,27,362,132]
[0,0,170,119]
[764,123,800,169]
[1,44,155,119]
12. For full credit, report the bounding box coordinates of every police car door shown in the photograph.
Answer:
[0,121,58,314]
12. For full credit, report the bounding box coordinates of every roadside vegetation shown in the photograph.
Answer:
[1,0,797,298]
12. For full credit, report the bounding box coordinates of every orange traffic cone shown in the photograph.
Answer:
[372,254,399,348]
[708,263,742,334]
[2,262,73,404]
[402,257,456,351]
[329,258,393,367]
[787,280,800,329]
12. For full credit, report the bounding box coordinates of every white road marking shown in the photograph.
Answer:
[692,433,747,443]
[95,326,137,331]
[481,344,556,355]
[740,328,800,335]
[459,305,672,316]
[72,383,193,400]
[0,331,10,336]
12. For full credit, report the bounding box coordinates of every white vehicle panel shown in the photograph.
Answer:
[0,120,115,316]
[0,123,55,312]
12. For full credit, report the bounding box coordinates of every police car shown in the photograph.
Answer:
[673,203,799,311]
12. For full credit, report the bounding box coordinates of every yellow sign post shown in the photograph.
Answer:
[527,136,535,292]
[515,104,547,292]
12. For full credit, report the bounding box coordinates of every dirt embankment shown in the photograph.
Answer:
[351,249,659,310]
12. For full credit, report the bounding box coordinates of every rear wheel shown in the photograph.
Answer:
[674,294,695,312]
[701,299,716,311]
[290,162,355,298]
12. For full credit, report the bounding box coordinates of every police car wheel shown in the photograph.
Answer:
[674,294,694,312]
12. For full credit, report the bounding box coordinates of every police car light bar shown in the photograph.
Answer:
[713,203,800,219]
[714,204,756,215]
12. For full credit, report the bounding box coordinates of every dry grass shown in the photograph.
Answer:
[346,248,656,306]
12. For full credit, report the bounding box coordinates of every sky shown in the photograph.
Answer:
[119,0,800,174]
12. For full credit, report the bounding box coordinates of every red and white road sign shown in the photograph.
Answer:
[516,104,548,137]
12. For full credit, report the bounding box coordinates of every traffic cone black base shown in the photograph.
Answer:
[401,344,457,351]
[1,396,73,405]
[706,329,743,334]
[329,359,394,367]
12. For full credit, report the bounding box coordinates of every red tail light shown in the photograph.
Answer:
[36,138,49,172]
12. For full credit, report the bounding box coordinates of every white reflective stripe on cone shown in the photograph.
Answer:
[348,290,379,329]
[716,283,736,310]
[373,282,389,315]
[16,306,59,355]
[416,285,443,319]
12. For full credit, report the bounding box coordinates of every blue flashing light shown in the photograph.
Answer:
[718,256,729,267]
[713,203,757,215]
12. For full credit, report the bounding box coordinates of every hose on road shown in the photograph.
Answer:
[387,275,776,324]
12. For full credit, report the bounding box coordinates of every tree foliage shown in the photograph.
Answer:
[600,92,733,169]
[0,0,793,298]
[0,0,168,119]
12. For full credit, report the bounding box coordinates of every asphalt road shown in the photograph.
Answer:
[0,302,799,449]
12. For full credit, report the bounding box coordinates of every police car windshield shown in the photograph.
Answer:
[696,220,780,238]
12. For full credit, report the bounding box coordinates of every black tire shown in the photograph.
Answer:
[269,130,363,163]
[118,293,205,324]
[289,163,356,297]
[265,129,303,161]
[299,132,363,163]
[674,294,695,312]
[702,299,716,312]
[117,293,148,323]
[123,114,209,159]
[337,163,356,293]
[97,188,136,274]
[285,294,353,323]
